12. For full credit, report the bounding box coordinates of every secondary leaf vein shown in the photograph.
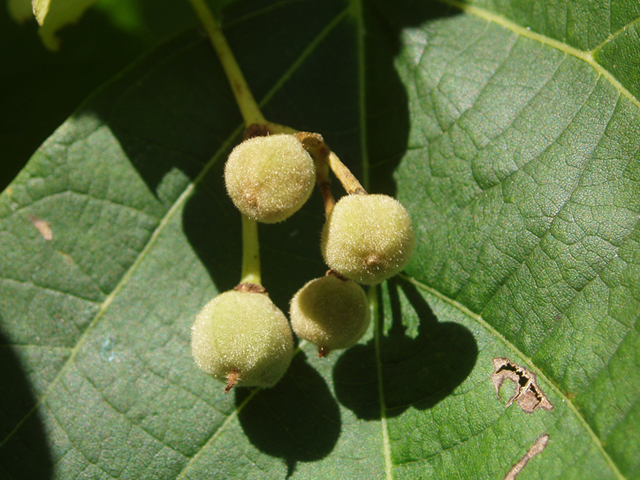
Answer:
[439,0,640,109]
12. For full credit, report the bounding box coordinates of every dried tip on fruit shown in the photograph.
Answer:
[224,134,316,223]
[321,194,416,284]
[191,290,295,390]
[290,274,370,356]
[225,370,238,394]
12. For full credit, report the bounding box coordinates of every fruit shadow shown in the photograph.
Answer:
[235,351,341,477]
[333,278,478,419]
[181,167,341,474]
[0,328,53,479]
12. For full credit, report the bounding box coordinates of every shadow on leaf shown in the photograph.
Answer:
[0,329,53,479]
[333,278,478,419]
[236,352,341,477]
[363,0,461,196]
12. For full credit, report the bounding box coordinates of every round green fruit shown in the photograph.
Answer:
[321,194,416,285]
[224,134,316,223]
[191,290,294,391]
[290,274,370,356]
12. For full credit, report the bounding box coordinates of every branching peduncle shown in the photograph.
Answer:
[294,132,367,214]
[188,0,366,284]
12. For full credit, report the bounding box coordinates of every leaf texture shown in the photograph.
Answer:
[1,0,638,478]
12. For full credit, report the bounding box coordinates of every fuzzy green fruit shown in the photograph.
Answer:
[290,274,370,356]
[321,194,416,285]
[224,134,316,223]
[191,290,294,391]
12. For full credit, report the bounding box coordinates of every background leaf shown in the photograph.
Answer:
[1,0,639,478]
[32,0,103,50]
[0,0,200,192]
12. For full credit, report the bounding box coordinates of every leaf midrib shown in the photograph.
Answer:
[350,0,393,476]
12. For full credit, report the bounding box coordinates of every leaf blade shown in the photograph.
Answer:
[1,0,639,478]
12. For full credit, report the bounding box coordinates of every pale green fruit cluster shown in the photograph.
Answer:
[321,194,416,285]
[193,133,416,390]
[290,274,370,356]
[224,134,316,223]
[191,290,294,390]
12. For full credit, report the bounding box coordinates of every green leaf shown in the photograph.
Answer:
[1,0,639,478]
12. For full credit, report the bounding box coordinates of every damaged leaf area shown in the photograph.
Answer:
[503,434,550,480]
[491,357,554,413]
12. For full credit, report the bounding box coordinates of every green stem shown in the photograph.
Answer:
[187,0,266,126]
[240,214,261,285]
[188,0,265,286]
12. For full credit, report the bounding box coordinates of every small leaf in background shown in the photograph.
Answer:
[33,0,102,49]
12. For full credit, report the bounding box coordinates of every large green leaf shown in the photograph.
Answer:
[1,0,639,478]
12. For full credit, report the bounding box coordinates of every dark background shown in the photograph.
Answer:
[0,0,225,191]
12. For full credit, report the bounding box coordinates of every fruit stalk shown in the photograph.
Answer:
[187,0,266,126]
[240,213,261,285]
[315,154,335,216]
[294,132,366,214]
[293,132,335,215]
[188,0,365,200]
[327,151,367,195]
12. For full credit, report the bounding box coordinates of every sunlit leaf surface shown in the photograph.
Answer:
[1,0,639,478]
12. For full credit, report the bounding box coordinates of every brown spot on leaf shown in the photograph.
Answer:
[503,434,549,480]
[491,357,553,413]
[28,215,53,241]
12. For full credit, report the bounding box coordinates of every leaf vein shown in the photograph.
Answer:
[591,16,640,54]
[0,276,101,306]
[439,0,640,109]
[0,124,239,451]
